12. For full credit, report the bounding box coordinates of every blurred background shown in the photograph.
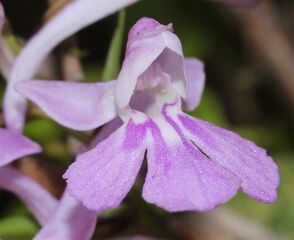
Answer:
[0,0,293,239]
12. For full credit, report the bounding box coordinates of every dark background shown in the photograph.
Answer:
[0,0,293,239]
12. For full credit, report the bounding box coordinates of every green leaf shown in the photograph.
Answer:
[190,88,228,127]
[102,10,126,81]
[24,118,62,144]
[0,215,38,240]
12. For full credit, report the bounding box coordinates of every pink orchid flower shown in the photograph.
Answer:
[0,166,57,226]
[0,135,97,240]
[0,128,41,168]
[0,114,97,240]
[33,189,98,240]
[0,114,53,227]
[16,17,279,213]
[0,103,54,227]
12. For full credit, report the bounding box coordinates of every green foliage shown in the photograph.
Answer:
[0,82,5,106]
[84,64,103,82]
[0,215,38,240]
[190,88,228,126]
[24,118,63,144]
[102,11,126,81]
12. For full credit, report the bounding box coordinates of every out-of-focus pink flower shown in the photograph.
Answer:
[0,4,59,229]
[0,128,41,167]
[0,129,54,227]
[0,131,97,239]
[0,118,97,240]
[17,17,279,213]
[4,3,139,237]
[0,167,57,225]
[34,189,97,240]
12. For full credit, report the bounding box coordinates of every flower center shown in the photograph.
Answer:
[118,48,186,122]
[129,60,178,118]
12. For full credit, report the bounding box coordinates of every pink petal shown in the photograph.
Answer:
[89,117,123,149]
[178,114,279,203]
[115,17,185,111]
[0,128,41,167]
[0,167,57,225]
[64,118,148,211]
[4,0,139,131]
[0,3,4,31]
[34,189,97,240]
[182,58,205,111]
[127,17,162,41]
[143,118,240,212]
[0,4,13,80]
[15,80,117,131]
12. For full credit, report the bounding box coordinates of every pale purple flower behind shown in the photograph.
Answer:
[0,3,57,228]
[17,17,280,213]
[0,130,97,240]
[0,166,57,226]
[1,4,96,239]
[0,94,55,227]
[33,189,97,240]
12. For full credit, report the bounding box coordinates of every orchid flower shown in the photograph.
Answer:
[16,17,279,212]
[4,0,139,131]
[0,3,57,230]
[0,128,41,168]
[0,167,57,226]
[0,130,97,239]
[33,189,97,240]
[0,128,99,239]
[0,128,97,239]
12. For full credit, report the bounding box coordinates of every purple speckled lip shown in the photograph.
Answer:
[63,117,149,212]
[141,112,240,212]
